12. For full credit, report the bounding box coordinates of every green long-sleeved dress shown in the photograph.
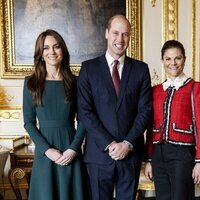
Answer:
[23,78,87,200]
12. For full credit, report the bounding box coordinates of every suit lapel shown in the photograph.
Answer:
[99,56,117,101]
[117,57,132,110]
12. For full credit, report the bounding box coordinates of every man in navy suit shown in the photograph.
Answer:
[77,14,152,200]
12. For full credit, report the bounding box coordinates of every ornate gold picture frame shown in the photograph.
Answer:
[0,0,141,78]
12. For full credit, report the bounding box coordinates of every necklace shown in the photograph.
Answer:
[46,72,62,80]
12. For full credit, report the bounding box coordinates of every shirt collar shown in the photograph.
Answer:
[162,73,188,91]
[105,51,125,67]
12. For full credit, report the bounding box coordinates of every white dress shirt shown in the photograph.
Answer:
[105,51,125,79]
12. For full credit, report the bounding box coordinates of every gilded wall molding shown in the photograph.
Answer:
[127,0,142,60]
[0,109,20,120]
[151,69,161,86]
[163,0,178,42]
[191,0,196,79]
[0,88,16,104]
[162,0,178,80]
[150,0,157,7]
[0,106,21,121]
[0,85,21,104]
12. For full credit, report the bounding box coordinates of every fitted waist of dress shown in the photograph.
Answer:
[39,120,73,128]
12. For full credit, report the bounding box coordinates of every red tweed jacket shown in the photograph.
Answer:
[146,78,200,162]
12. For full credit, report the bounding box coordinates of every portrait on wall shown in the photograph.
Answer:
[1,0,141,78]
[14,0,125,64]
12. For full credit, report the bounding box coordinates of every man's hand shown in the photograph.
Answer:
[108,142,130,160]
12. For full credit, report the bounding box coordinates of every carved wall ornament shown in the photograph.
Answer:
[151,69,161,86]
[0,111,20,120]
[150,0,156,7]
[163,0,178,41]
[0,88,16,105]
[0,106,21,121]
[162,0,178,79]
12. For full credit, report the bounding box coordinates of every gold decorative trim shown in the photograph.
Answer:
[0,106,21,121]
[0,135,28,140]
[9,168,25,180]
[127,0,142,60]
[162,0,178,80]
[191,0,196,79]
[0,110,21,120]
[8,166,32,199]
[0,183,28,190]
[151,69,161,86]
[150,0,157,7]
[163,0,178,41]
[70,66,81,76]
[0,0,141,78]
[0,89,16,104]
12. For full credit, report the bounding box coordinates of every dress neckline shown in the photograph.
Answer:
[45,79,63,82]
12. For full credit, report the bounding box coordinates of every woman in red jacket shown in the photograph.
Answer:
[145,40,200,200]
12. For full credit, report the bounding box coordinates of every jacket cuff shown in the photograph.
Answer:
[123,140,133,151]
[104,141,116,151]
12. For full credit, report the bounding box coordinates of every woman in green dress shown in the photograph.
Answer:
[23,29,88,200]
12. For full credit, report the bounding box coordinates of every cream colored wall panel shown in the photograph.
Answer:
[0,121,25,134]
[195,0,200,81]
[142,0,162,85]
[178,0,192,78]
[0,79,24,86]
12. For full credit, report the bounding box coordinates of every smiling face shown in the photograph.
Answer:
[162,47,186,80]
[42,35,63,69]
[105,16,131,59]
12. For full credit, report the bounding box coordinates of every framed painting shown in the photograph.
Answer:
[0,0,142,78]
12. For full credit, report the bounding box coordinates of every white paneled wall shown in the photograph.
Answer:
[142,0,163,83]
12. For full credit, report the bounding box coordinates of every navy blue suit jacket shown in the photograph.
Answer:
[77,55,152,165]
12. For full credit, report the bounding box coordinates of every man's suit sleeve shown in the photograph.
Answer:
[77,63,115,151]
[125,64,152,146]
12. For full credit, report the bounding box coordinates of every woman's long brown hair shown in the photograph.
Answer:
[27,29,75,105]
